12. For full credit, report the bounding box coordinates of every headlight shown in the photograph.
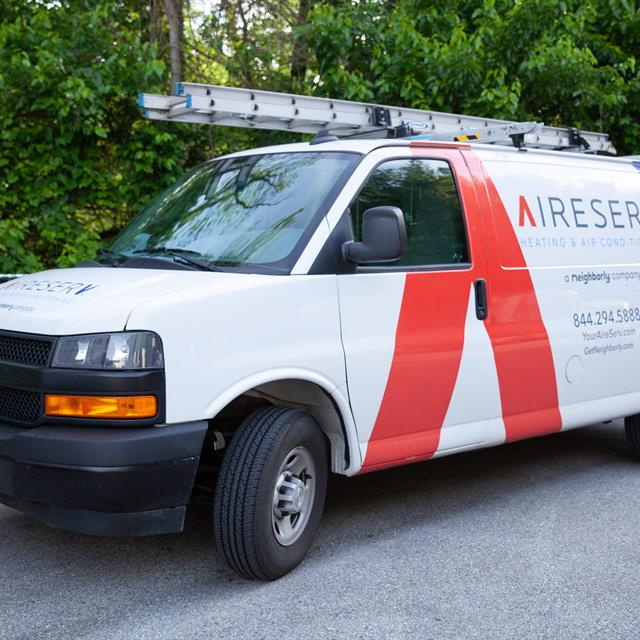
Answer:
[52,332,164,370]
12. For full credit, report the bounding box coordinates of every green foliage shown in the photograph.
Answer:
[302,0,640,153]
[1,0,639,272]
[0,0,194,272]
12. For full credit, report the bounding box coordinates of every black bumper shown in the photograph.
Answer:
[0,420,207,536]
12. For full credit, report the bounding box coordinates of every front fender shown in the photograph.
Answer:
[203,369,361,475]
[125,273,352,455]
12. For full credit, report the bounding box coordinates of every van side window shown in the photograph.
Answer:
[351,158,470,267]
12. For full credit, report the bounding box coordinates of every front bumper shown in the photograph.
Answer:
[0,420,207,536]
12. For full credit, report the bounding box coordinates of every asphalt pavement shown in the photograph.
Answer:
[2,420,640,640]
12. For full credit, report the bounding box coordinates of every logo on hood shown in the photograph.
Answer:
[1,279,100,296]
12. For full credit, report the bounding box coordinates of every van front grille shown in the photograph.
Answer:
[0,385,41,424]
[0,332,54,367]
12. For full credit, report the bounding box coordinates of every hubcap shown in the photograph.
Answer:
[272,446,316,546]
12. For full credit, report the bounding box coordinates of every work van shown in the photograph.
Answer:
[1,86,639,580]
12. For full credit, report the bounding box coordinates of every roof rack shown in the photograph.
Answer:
[139,83,617,154]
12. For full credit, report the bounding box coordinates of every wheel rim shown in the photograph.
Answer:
[271,446,316,547]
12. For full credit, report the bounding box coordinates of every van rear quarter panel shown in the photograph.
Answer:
[474,148,640,429]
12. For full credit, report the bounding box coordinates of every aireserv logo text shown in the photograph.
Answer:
[0,279,99,296]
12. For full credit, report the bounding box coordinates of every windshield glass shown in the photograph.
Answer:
[109,151,358,271]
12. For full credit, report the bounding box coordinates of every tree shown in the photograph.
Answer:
[162,0,184,94]
[300,0,640,154]
[0,0,198,273]
[2,0,638,273]
[194,1,302,90]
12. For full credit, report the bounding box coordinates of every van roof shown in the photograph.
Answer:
[220,139,638,167]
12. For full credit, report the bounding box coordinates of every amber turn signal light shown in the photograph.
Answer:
[44,394,158,419]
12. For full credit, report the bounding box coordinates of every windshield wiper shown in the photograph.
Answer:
[132,247,218,272]
[96,248,127,267]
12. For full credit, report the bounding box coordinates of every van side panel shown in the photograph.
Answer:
[476,149,640,430]
[362,269,471,465]
[340,147,504,472]
[342,146,635,473]
[464,150,563,441]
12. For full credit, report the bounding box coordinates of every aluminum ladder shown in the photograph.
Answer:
[139,83,616,154]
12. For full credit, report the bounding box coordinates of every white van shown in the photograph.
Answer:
[1,105,639,580]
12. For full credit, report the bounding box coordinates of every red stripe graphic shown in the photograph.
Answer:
[362,272,471,469]
[481,172,562,442]
[361,147,561,472]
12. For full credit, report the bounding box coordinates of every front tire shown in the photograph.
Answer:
[213,407,328,580]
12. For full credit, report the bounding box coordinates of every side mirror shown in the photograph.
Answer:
[342,206,407,264]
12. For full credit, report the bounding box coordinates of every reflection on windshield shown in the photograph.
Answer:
[110,152,358,269]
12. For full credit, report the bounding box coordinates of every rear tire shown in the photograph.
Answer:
[213,407,328,580]
[625,414,640,460]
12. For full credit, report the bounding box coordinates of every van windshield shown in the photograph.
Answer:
[109,151,358,273]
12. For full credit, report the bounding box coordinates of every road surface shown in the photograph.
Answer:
[1,420,639,639]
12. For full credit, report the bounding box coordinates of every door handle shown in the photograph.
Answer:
[474,279,488,320]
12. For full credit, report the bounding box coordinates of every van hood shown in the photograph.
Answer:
[0,267,253,336]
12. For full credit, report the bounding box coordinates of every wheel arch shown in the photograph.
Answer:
[205,369,361,475]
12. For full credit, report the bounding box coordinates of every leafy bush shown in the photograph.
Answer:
[0,1,189,272]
